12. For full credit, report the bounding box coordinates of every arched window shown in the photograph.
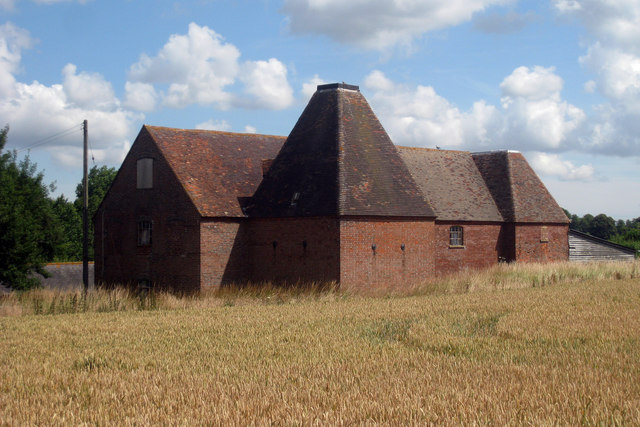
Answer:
[449,226,464,246]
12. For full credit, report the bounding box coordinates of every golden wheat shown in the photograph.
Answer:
[0,261,639,424]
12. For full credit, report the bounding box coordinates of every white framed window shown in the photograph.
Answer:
[138,220,152,246]
[137,158,153,189]
[449,226,464,247]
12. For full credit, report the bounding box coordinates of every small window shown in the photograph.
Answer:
[138,220,152,246]
[449,226,464,247]
[540,226,549,243]
[137,158,153,189]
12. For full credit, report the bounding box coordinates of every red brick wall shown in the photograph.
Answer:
[94,129,202,293]
[434,222,503,275]
[248,217,340,284]
[339,218,435,292]
[514,223,569,262]
[200,219,249,288]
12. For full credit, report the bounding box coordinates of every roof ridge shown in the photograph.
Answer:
[397,146,470,154]
[145,124,286,139]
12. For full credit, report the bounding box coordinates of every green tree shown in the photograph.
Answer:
[589,213,616,240]
[73,165,117,260]
[51,195,81,261]
[0,126,63,290]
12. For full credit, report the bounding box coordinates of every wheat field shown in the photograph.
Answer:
[1,261,639,425]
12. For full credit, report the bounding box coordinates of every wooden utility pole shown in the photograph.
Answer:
[82,120,89,292]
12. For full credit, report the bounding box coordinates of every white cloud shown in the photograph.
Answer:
[553,1,640,156]
[554,0,640,53]
[129,23,240,109]
[0,22,33,97]
[62,63,118,111]
[499,66,585,150]
[0,23,141,169]
[363,70,502,149]
[580,43,640,112]
[281,0,512,50]
[244,125,257,133]
[500,66,563,101]
[237,58,293,110]
[123,82,158,112]
[195,119,231,131]
[363,68,585,152]
[529,152,595,181]
[301,74,327,100]
[128,23,293,111]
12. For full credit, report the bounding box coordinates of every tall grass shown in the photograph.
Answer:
[1,260,638,316]
[1,269,639,424]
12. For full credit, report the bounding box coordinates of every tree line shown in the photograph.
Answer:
[0,126,116,290]
[563,209,640,252]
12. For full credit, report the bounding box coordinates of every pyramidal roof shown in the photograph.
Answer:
[472,151,569,223]
[249,83,435,218]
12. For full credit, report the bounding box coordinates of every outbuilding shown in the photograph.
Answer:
[95,83,570,292]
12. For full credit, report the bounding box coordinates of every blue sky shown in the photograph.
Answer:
[1,0,639,219]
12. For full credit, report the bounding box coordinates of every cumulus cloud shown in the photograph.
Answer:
[554,0,640,53]
[128,23,293,111]
[499,66,585,150]
[281,0,512,50]
[129,23,240,109]
[529,152,595,181]
[554,0,640,155]
[123,82,158,112]
[0,23,141,168]
[580,43,640,113]
[363,70,501,149]
[236,58,293,110]
[301,74,327,100]
[362,67,585,153]
[0,22,33,97]
[62,63,118,110]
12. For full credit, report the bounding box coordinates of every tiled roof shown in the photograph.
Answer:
[398,147,503,222]
[248,84,435,218]
[146,126,284,217]
[472,151,569,223]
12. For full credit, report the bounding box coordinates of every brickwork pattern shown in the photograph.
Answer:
[434,222,503,275]
[339,218,435,292]
[200,219,249,288]
[515,224,569,263]
[95,129,202,293]
[248,217,341,284]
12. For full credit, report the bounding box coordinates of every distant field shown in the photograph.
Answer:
[1,262,639,424]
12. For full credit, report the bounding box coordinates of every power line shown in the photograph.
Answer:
[16,123,83,153]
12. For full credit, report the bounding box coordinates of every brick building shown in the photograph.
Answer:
[94,83,569,293]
